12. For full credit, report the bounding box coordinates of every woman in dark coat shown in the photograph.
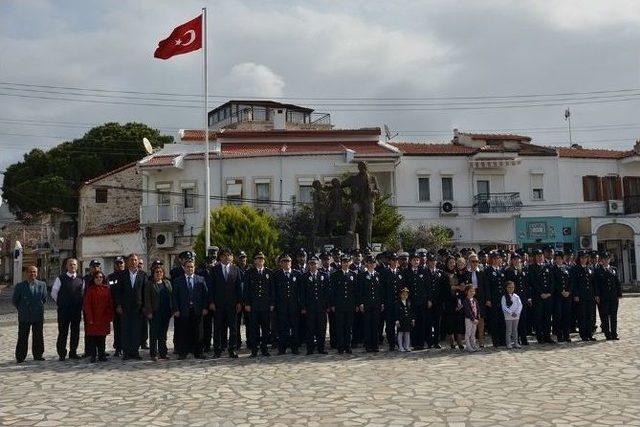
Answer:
[144,265,173,360]
[443,256,465,349]
[83,271,114,362]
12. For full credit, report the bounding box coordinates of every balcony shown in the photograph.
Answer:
[140,204,185,225]
[473,192,522,217]
[624,195,640,215]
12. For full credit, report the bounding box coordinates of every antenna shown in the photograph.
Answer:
[383,124,398,141]
[142,137,153,155]
[564,108,573,147]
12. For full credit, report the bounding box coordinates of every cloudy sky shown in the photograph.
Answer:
[1,0,639,191]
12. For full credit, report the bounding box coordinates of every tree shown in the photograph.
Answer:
[398,224,452,252]
[273,205,314,255]
[1,122,172,218]
[193,205,280,264]
[369,194,403,247]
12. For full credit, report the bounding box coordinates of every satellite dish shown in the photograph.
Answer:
[142,137,153,155]
[383,124,398,141]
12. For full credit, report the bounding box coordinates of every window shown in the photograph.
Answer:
[299,184,313,204]
[441,177,453,201]
[418,177,430,202]
[59,222,74,240]
[530,173,544,200]
[477,180,490,196]
[226,179,243,203]
[156,183,171,205]
[183,188,195,209]
[95,188,108,204]
[602,176,622,200]
[582,176,601,201]
[255,181,271,203]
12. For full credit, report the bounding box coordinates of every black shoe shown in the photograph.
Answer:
[34,357,45,361]
[90,356,97,363]
[177,355,187,360]
[318,350,328,354]
[114,350,122,357]
[434,344,442,349]
[613,336,620,340]
[338,350,344,354]
[388,347,396,352]
[122,355,130,361]
[68,353,81,360]
[98,356,109,362]
[292,348,300,355]
[277,350,286,355]
[521,338,529,346]
[345,349,352,354]
[306,349,313,355]
[250,351,258,358]
[589,337,597,341]
[414,346,424,351]
[262,351,271,357]
[203,347,211,353]
[458,344,464,350]
[194,354,206,359]
[213,352,221,359]
[16,359,24,364]
[229,351,238,359]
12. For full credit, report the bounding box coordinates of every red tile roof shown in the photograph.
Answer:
[82,220,140,237]
[181,140,397,160]
[391,142,476,156]
[140,155,181,167]
[554,146,631,159]
[82,162,138,186]
[457,132,532,142]
[181,128,381,141]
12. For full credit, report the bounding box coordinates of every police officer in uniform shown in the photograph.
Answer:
[300,256,330,355]
[529,249,555,344]
[404,253,427,350]
[381,253,403,351]
[330,254,358,354]
[236,251,250,350]
[595,252,622,340]
[357,256,383,352]
[349,249,365,348]
[273,254,301,355]
[108,256,125,357]
[424,253,443,349]
[244,251,274,357]
[571,250,596,341]
[319,251,337,349]
[484,251,507,347]
[551,251,573,342]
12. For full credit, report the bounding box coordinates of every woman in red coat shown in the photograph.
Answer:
[83,271,114,362]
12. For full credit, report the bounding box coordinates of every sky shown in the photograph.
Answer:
[1,0,640,195]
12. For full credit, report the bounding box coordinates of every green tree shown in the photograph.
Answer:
[398,224,452,252]
[194,205,281,264]
[1,122,172,218]
[370,194,404,247]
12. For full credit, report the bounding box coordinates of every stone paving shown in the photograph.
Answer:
[0,299,638,426]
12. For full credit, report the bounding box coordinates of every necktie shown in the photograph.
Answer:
[30,282,36,295]
[223,266,228,281]
[188,277,193,291]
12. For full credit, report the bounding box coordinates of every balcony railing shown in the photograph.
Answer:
[140,204,184,225]
[473,192,523,215]
[624,195,640,214]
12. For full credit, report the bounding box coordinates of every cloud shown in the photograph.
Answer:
[222,62,285,98]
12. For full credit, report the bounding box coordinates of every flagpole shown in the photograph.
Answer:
[203,7,211,255]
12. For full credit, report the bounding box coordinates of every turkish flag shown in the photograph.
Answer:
[154,15,202,60]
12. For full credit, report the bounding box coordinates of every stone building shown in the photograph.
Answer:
[77,162,145,273]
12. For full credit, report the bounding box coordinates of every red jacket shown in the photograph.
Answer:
[83,282,114,336]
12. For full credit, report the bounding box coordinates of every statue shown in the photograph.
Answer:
[326,178,345,237]
[341,161,379,248]
[311,180,327,236]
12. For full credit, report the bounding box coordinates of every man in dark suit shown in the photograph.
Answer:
[273,254,302,355]
[172,258,208,359]
[330,254,358,354]
[300,256,330,355]
[107,256,125,357]
[244,251,274,357]
[209,247,242,358]
[12,265,47,363]
[115,253,146,360]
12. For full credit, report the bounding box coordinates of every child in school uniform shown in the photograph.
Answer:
[395,287,415,352]
[501,281,523,349]
[462,284,480,352]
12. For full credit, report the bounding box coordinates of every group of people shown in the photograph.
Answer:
[12,244,623,364]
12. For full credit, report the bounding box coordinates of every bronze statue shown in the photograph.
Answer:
[311,180,327,236]
[341,161,379,247]
[326,178,344,237]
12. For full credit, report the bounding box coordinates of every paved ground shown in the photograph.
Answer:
[0,300,638,426]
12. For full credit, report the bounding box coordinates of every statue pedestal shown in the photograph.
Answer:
[314,233,359,252]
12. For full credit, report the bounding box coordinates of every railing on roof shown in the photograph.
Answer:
[472,192,522,214]
[210,105,331,129]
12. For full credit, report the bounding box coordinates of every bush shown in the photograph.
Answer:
[194,205,280,264]
[398,224,452,252]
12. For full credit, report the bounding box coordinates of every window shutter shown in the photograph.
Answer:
[623,176,631,198]
[582,176,590,201]
[602,178,610,201]
[596,177,604,201]
[615,176,623,199]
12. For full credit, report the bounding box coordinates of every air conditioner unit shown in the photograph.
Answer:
[607,199,624,215]
[579,235,592,250]
[440,200,458,216]
[155,232,174,248]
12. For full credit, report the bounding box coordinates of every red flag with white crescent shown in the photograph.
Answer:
[154,15,202,60]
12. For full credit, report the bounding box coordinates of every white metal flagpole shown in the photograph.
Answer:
[203,7,211,254]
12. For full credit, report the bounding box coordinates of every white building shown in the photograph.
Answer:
[132,100,640,286]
